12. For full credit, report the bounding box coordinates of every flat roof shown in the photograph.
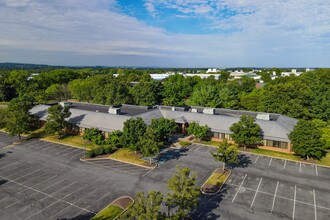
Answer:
[68,102,157,117]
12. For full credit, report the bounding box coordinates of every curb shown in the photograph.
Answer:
[194,142,330,169]
[200,169,231,196]
[80,156,157,169]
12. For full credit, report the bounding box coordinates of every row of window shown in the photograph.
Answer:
[210,132,288,149]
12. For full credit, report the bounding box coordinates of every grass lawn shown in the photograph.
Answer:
[0,102,9,105]
[91,204,123,220]
[317,153,330,166]
[42,135,98,150]
[109,148,147,166]
[206,169,230,186]
[248,148,301,161]
[196,140,219,147]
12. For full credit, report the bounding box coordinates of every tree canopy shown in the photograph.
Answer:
[229,115,262,148]
[44,104,71,137]
[289,120,327,160]
[211,140,239,170]
[186,122,209,139]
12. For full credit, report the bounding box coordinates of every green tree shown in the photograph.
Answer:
[138,129,162,164]
[5,97,35,140]
[211,140,239,170]
[45,84,71,101]
[289,120,327,160]
[0,108,7,128]
[120,191,164,220]
[44,104,71,138]
[166,166,200,219]
[6,70,30,96]
[148,118,177,142]
[186,84,221,107]
[105,130,123,148]
[131,81,159,106]
[186,122,209,139]
[122,118,147,152]
[229,115,262,149]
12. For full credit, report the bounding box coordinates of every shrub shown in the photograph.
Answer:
[104,145,113,154]
[83,128,105,145]
[94,146,104,156]
[179,141,191,147]
[85,149,95,158]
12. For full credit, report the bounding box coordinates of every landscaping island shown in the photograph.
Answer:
[92,196,134,220]
[201,169,231,195]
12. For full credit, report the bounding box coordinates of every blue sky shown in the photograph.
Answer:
[0,0,329,67]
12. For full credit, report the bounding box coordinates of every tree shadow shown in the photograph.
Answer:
[68,114,86,125]
[57,212,95,220]
[190,186,230,220]
[228,154,252,169]
[155,148,189,163]
[0,153,6,159]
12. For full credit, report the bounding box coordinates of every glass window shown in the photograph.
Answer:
[213,132,219,138]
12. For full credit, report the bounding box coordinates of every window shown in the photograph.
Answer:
[264,139,288,149]
[213,132,219,138]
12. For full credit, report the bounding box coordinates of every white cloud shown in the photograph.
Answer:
[0,0,329,67]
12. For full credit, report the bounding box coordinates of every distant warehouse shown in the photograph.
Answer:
[30,102,298,153]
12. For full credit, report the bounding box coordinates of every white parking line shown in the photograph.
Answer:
[315,165,318,176]
[205,148,212,154]
[254,155,260,163]
[50,184,89,218]
[1,175,94,216]
[225,181,330,212]
[293,185,297,220]
[299,162,302,173]
[62,148,81,157]
[313,189,317,220]
[268,157,273,166]
[271,181,279,213]
[13,169,41,181]
[24,183,92,220]
[70,151,84,159]
[232,174,247,203]
[194,145,202,152]
[250,177,263,208]
[284,160,287,170]
[0,165,28,176]
[55,147,74,155]
[40,144,57,152]
[7,175,59,209]
[0,162,19,170]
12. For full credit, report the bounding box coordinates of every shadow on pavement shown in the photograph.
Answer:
[228,154,252,169]
[155,148,189,163]
[190,187,229,220]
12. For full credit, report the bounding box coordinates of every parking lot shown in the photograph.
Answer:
[0,132,19,149]
[1,134,329,220]
[187,144,330,220]
[0,134,151,220]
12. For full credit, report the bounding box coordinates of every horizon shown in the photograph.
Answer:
[1,0,329,67]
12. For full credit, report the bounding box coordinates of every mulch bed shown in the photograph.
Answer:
[113,197,133,210]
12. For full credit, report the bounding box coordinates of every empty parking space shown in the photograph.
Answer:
[84,159,151,176]
[19,140,85,160]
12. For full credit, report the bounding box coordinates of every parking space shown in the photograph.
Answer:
[0,157,122,220]
[19,140,85,161]
[83,159,151,176]
[0,132,18,148]
[221,171,330,220]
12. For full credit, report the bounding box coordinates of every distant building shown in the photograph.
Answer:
[31,102,298,153]
[206,68,220,73]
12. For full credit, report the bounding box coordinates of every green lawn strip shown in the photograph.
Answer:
[317,153,330,166]
[248,148,300,161]
[42,135,98,150]
[0,102,9,105]
[205,169,230,186]
[91,204,123,220]
[109,148,149,166]
[195,140,219,147]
